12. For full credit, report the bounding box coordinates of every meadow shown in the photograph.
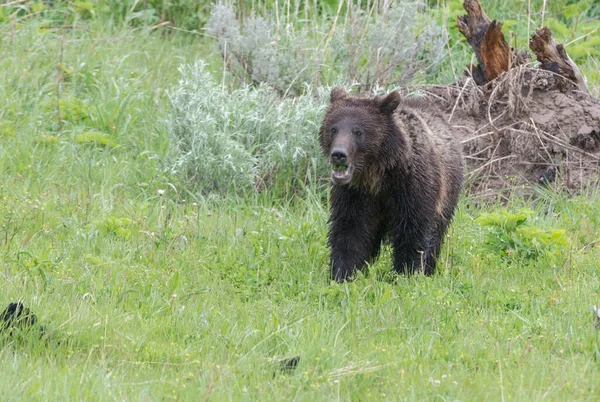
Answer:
[1,1,600,400]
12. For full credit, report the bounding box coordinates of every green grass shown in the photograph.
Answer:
[1,7,600,401]
[2,185,600,400]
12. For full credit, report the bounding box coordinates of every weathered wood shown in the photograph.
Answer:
[529,27,589,93]
[456,0,491,48]
[456,0,520,84]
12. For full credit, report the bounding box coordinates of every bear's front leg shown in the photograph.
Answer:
[330,225,381,282]
[392,227,437,275]
[329,187,383,282]
[422,226,444,275]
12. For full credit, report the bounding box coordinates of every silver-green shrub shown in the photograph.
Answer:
[166,61,329,197]
[206,2,445,94]
[331,3,446,87]
[206,4,320,96]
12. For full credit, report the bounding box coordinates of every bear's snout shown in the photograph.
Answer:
[331,149,348,165]
[328,131,356,185]
[329,146,354,185]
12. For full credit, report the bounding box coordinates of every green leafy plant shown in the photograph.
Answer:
[34,134,60,144]
[75,131,119,147]
[86,215,132,239]
[43,97,90,123]
[476,209,569,260]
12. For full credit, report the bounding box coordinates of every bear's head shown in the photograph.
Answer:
[319,88,402,187]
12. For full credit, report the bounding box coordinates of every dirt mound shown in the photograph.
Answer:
[420,67,600,197]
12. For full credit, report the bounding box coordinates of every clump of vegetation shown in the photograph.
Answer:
[476,209,569,260]
[0,0,211,29]
[44,97,90,123]
[86,215,133,239]
[75,131,119,148]
[206,2,445,94]
[330,3,445,88]
[206,4,320,96]
[34,134,60,144]
[166,61,329,197]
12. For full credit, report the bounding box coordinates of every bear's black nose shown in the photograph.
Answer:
[331,149,347,164]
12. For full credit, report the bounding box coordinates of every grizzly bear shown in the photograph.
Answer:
[319,88,464,282]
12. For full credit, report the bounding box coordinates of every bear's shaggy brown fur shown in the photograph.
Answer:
[319,88,464,282]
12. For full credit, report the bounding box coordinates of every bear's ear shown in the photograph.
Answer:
[330,87,348,103]
[378,91,401,114]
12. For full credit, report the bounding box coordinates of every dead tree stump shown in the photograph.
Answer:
[456,0,525,85]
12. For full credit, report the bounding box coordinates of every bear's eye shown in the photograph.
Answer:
[330,127,338,136]
[352,128,363,137]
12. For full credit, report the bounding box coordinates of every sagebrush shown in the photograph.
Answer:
[206,2,446,94]
[166,61,329,197]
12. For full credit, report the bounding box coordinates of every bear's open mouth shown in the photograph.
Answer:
[331,163,353,183]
